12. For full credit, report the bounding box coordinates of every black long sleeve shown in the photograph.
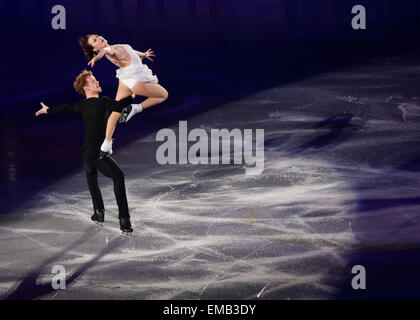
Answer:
[47,101,83,114]
[102,95,133,113]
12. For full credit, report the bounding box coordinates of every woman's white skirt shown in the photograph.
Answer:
[116,63,158,89]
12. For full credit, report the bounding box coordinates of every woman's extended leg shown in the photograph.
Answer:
[101,81,132,154]
[132,82,168,109]
[120,82,168,122]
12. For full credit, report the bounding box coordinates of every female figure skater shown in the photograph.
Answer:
[79,34,169,154]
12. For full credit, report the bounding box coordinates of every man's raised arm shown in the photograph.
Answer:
[35,101,81,116]
[103,94,134,113]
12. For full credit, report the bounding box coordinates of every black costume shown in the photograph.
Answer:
[47,96,133,219]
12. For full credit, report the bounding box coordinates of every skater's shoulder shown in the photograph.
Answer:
[85,96,109,101]
[82,97,106,107]
[74,98,91,106]
[113,43,133,50]
[98,96,115,105]
[112,44,130,49]
[84,97,101,102]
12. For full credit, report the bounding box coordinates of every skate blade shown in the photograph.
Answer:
[121,231,132,237]
[99,151,111,159]
[118,114,127,123]
[94,221,104,227]
[119,106,132,123]
[125,107,140,123]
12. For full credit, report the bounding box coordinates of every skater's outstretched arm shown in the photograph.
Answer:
[135,48,155,62]
[35,101,81,116]
[88,47,113,67]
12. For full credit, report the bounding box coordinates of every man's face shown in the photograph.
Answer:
[84,75,102,94]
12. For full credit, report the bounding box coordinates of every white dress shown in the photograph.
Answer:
[110,44,158,89]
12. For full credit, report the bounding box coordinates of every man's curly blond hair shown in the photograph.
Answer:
[73,70,93,96]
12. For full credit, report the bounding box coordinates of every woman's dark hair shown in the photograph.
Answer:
[78,34,99,61]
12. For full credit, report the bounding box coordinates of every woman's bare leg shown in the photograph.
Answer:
[101,81,132,154]
[105,81,132,141]
[131,82,168,109]
[119,82,168,123]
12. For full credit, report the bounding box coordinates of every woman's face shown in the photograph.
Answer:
[88,35,108,51]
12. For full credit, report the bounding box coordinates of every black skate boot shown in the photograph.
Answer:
[91,209,105,226]
[119,217,133,234]
[99,140,113,159]
[119,105,133,123]
[99,150,111,159]
[119,104,142,123]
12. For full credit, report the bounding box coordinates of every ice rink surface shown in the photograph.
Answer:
[2,55,420,299]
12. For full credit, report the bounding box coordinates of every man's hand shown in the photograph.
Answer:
[35,102,49,116]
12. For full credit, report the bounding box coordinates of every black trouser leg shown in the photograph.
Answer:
[96,156,130,219]
[85,167,105,211]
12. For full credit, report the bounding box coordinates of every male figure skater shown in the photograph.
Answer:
[35,70,134,234]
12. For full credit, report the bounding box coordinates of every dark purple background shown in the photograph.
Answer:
[2,0,419,215]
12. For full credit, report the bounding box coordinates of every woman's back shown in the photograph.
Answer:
[105,44,141,68]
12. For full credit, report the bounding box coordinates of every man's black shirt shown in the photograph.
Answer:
[47,95,133,157]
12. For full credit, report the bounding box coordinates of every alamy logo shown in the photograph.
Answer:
[351,265,366,290]
[351,5,366,30]
[156,121,265,175]
[51,265,66,289]
[51,5,66,30]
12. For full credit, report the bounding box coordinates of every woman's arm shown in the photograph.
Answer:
[88,47,113,67]
[134,50,146,59]
[135,48,155,62]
